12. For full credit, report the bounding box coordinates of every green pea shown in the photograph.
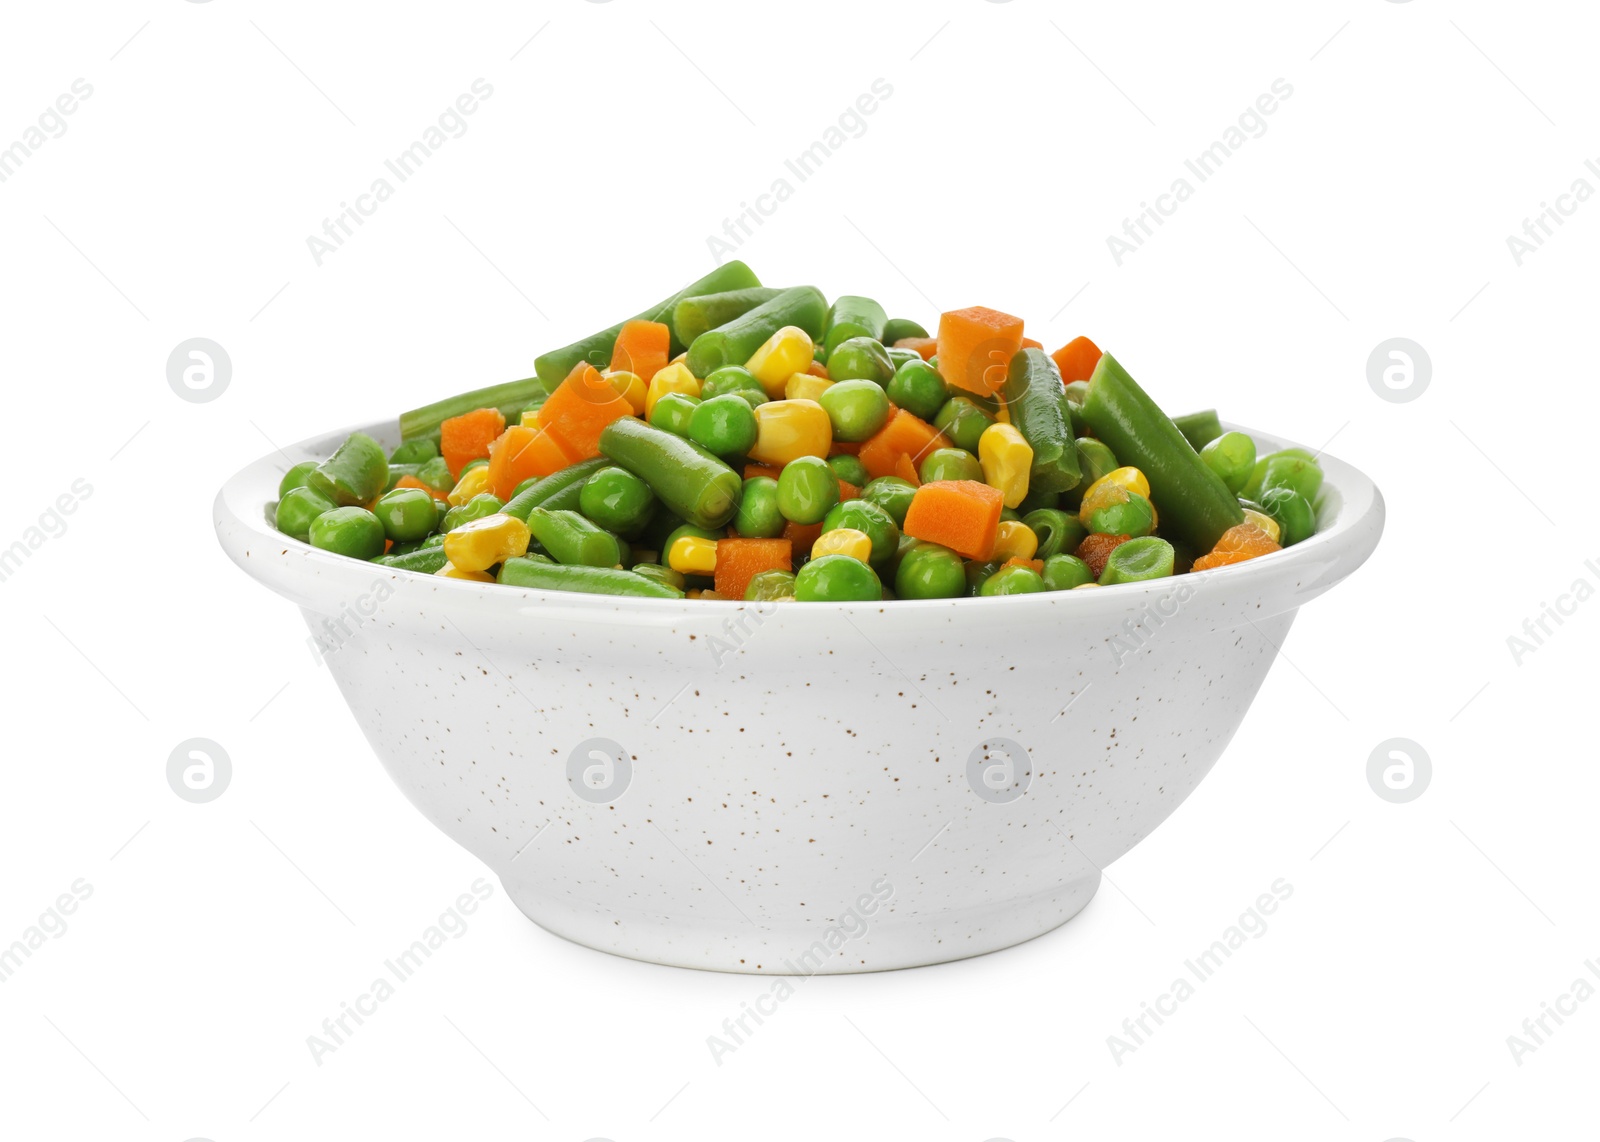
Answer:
[933,397,995,454]
[276,485,337,543]
[1099,536,1175,584]
[795,554,882,601]
[1041,554,1094,590]
[1259,453,1324,504]
[777,456,840,524]
[881,317,928,344]
[1024,508,1088,559]
[688,394,759,458]
[1200,431,1257,494]
[390,437,439,465]
[733,476,784,538]
[373,487,439,542]
[920,447,983,484]
[1089,492,1155,538]
[440,492,504,532]
[579,466,657,534]
[1063,380,1090,409]
[1064,438,1119,507]
[1241,448,1316,501]
[980,565,1046,595]
[825,336,894,385]
[894,542,965,599]
[886,347,920,370]
[886,359,948,421]
[459,458,488,477]
[818,379,891,443]
[416,456,454,495]
[828,454,870,488]
[822,499,900,565]
[308,506,386,560]
[745,569,798,602]
[649,392,700,437]
[860,476,917,527]
[632,563,686,591]
[1259,486,1316,546]
[700,365,768,408]
[279,461,319,498]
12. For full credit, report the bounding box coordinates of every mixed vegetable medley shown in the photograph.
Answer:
[273,261,1324,601]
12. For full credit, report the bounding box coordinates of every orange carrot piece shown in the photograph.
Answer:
[610,319,672,384]
[1002,556,1045,575]
[806,360,830,379]
[936,306,1025,396]
[537,362,634,460]
[394,474,448,501]
[440,407,507,479]
[902,480,1004,560]
[1191,523,1280,571]
[782,520,824,559]
[893,454,921,486]
[486,424,579,499]
[1075,533,1130,578]
[1051,336,1102,383]
[743,463,783,481]
[714,538,793,601]
[894,336,938,361]
[829,440,862,456]
[1021,337,1043,350]
[838,479,860,502]
[858,408,951,480]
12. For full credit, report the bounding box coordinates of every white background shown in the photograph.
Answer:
[2,1,1597,1138]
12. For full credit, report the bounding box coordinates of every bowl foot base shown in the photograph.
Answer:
[499,869,1102,974]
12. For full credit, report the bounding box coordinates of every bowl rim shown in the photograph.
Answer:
[215,416,1384,618]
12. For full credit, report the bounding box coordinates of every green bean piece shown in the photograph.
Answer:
[374,487,440,542]
[825,336,894,385]
[631,563,687,591]
[895,542,965,599]
[819,379,891,442]
[776,456,839,525]
[498,557,684,598]
[886,347,920,370]
[1259,453,1324,504]
[1240,448,1316,500]
[373,546,450,575]
[1200,431,1257,494]
[934,397,996,455]
[733,477,784,538]
[822,295,888,356]
[965,560,1000,596]
[827,454,870,488]
[1099,536,1176,584]
[822,500,900,565]
[1064,438,1120,508]
[279,461,319,498]
[416,456,455,495]
[980,565,1047,595]
[1172,409,1224,451]
[744,569,798,601]
[382,462,421,493]
[1041,554,1094,591]
[1000,348,1081,494]
[1024,509,1088,560]
[308,432,388,507]
[440,493,505,533]
[398,377,543,442]
[1063,380,1090,409]
[502,457,610,522]
[599,416,743,530]
[881,317,929,345]
[672,286,783,347]
[795,555,882,602]
[276,486,337,543]
[389,437,439,465]
[535,260,762,391]
[1080,353,1243,552]
[1258,487,1316,546]
[685,285,828,378]
[527,507,622,567]
[309,506,386,560]
[886,359,949,422]
[1016,487,1062,515]
[859,476,918,527]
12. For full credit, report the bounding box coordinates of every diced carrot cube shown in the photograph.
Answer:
[902,480,1004,561]
[610,320,672,384]
[714,538,793,601]
[936,306,1025,395]
[1051,336,1102,383]
[440,407,507,479]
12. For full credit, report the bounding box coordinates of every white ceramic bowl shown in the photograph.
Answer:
[216,420,1382,974]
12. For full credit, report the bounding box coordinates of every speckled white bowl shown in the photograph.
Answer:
[216,420,1381,974]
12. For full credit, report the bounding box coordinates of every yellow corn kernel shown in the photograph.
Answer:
[645,361,701,420]
[447,465,492,506]
[745,326,816,397]
[992,520,1039,562]
[785,372,833,403]
[435,561,496,582]
[994,403,1011,425]
[1100,466,1150,499]
[749,399,832,465]
[1077,467,1152,524]
[688,589,724,601]
[978,422,1033,508]
[519,408,541,427]
[606,369,647,417]
[1242,507,1280,543]
[668,535,719,575]
[1071,582,1100,590]
[812,527,872,562]
[442,512,532,572]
